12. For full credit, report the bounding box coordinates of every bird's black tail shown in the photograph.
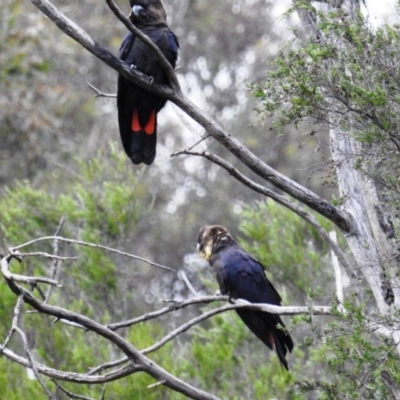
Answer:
[119,107,158,165]
[236,309,293,370]
[270,327,293,371]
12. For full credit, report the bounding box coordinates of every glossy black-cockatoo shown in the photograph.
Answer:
[197,225,294,370]
[117,0,179,165]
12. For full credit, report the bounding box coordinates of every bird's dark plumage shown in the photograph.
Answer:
[117,0,179,165]
[197,225,294,370]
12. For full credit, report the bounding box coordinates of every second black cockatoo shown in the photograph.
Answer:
[117,0,179,165]
[197,225,294,370]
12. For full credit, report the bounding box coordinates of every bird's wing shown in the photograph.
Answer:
[167,29,179,62]
[219,247,282,305]
[119,32,136,61]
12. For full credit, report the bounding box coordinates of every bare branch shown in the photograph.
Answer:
[100,384,107,400]
[1,255,62,287]
[110,294,332,333]
[87,81,117,98]
[179,270,199,297]
[11,236,174,272]
[141,299,332,355]
[170,133,211,156]
[2,348,139,384]
[45,218,65,303]
[12,252,77,261]
[0,295,24,352]
[148,379,167,389]
[53,380,98,400]
[52,318,86,330]
[15,326,54,399]
[88,358,129,376]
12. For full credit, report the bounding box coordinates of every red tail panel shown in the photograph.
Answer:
[144,110,156,135]
[131,109,141,132]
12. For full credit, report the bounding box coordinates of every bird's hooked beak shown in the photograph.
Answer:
[197,240,213,261]
[131,4,144,17]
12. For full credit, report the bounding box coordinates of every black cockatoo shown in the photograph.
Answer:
[197,225,294,370]
[117,0,179,165]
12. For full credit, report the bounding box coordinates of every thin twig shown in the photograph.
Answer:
[148,379,167,389]
[171,134,211,157]
[53,380,98,400]
[15,326,54,399]
[100,384,107,400]
[45,218,65,303]
[179,271,199,297]
[11,252,77,261]
[358,345,396,395]
[3,347,138,384]
[0,295,24,352]
[87,81,117,98]
[11,236,174,272]
[88,357,129,376]
[52,318,86,329]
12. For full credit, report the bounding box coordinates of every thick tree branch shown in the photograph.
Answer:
[2,347,139,384]
[31,0,353,234]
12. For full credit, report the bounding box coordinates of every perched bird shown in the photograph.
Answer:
[117,0,179,165]
[197,225,294,370]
